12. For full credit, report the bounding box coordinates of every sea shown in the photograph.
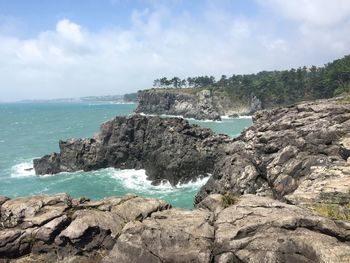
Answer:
[0,102,252,208]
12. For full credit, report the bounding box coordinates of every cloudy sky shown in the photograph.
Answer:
[0,0,350,101]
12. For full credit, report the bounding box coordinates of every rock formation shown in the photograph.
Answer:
[1,194,349,263]
[34,115,231,185]
[135,89,261,120]
[196,98,350,208]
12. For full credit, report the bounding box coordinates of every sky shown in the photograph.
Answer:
[0,0,350,101]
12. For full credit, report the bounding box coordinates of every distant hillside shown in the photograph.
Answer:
[18,94,138,103]
[150,55,350,109]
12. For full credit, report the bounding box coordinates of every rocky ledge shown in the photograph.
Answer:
[1,194,349,263]
[34,115,230,185]
[196,97,350,209]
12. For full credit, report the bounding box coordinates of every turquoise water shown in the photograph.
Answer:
[0,102,252,208]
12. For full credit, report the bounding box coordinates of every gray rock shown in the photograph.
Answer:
[135,89,222,120]
[1,194,350,262]
[211,195,350,263]
[196,98,350,207]
[103,208,215,263]
[34,115,231,186]
[0,194,171,261]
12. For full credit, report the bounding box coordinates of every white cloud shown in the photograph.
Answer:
[260,0,350,26]
[0,3,350,101]
[56,19,83,43]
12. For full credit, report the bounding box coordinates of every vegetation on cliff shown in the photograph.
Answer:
[151,55,350,108]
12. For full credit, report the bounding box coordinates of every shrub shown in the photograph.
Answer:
[221,192,239,208]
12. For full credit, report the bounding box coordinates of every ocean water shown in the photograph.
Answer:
[0,102,252,208]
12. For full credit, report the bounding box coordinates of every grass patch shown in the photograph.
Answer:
[313,203,350,221]
[221,192,239,208]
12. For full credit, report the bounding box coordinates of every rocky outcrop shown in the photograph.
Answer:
[195,98,350,208]
[34,115,231,185]
[135,89,261,120]
[1,194,349,263]
[0,194,170,262]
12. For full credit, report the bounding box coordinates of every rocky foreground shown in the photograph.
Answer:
[1,193,349,263]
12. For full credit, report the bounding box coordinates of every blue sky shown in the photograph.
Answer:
[0,0,350,101]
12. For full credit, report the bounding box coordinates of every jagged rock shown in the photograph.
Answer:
[0,194,171,261]
[103,208,215,263]
[284,165,350,206]
[196,98,350,207]
[196,194,225,213]
[1,194,350,262]
[34,115,230,186]
[0,194,71,228]
[210,195,350,263]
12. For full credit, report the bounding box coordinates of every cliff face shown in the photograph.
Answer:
[34,115,230,185]
[135,89,261,120]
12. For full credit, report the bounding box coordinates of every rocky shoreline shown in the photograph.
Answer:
[195,97,350,208]
[2,97,350,262]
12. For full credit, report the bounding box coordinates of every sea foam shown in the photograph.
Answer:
[109,168,210,194]
[11,161,35,177]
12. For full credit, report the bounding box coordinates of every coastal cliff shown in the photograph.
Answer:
[135,88,261,120]
[8,96,350,262]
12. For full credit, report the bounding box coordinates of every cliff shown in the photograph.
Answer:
[135,88,261,120]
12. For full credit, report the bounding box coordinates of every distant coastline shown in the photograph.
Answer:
[12,93,138,104]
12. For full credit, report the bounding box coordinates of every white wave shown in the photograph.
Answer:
[110,168,210,193]
[221,115,252,120]
[194,119,222,123]
[238,115,252,119]
[11,161,35,177]
[220,115,233,119]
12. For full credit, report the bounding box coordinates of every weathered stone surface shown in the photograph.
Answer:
[34,115,230,186]
[211,195,350,263]
[0,196,9,206]
[1,194,350,263]
[196,98,350,207]
[103,208,215,263]
[136,89,262,120]
[0,194,70,228]
[0,194,171,261]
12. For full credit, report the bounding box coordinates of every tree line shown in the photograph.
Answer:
[152,55,350,108]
